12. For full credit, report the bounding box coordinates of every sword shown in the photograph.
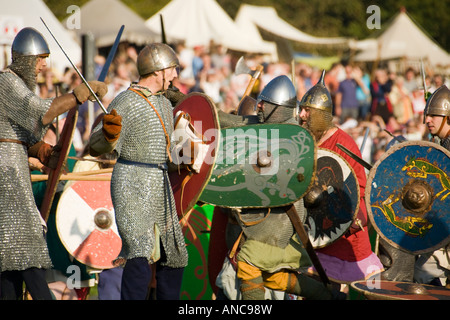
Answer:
[98,25,124,82]
[337,143,373,171]
[284,205,330,286]
[40,17,108,114]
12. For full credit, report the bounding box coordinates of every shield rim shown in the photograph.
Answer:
[350,280,450,300]
[198,123,317,208]
[306,147,360,248]
[365,140,450,254]
[170,92,220,217]
[39,106,78,221]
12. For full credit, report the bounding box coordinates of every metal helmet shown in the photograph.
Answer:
[137,43,179,76]
[257,75,299,108]
[11,27,50,57]
[299,70,332,114]
[424,85,450,117]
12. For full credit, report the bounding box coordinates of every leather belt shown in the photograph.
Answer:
[0,138,29,147]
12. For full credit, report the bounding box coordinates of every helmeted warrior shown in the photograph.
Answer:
[414,85,450,286]
[0,27,107,300]
[424,85,450,150]
[89,43,188,300]
[215,75,344,300]
[299,71,383,284]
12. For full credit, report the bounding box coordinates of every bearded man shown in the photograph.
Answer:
[298,71,383,286]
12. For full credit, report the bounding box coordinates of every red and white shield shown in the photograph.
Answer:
[56,175,122,269]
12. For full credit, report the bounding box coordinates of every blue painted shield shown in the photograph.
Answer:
[366,141,450,254]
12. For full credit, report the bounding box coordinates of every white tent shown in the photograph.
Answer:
[64,0,159,48]
[353,10,450,68]
[145,0,277,58]
[0,0,81,72]
[235,4,350,47]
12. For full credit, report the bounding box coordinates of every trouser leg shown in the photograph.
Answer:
[22,268,53,300]
[264,269,335,300]
[98,267,123,300]
[1,271,23,300]
[1,268,52,300]
[284,273,333,300]
[236,261,265,300]
[154,244,184,300]
[121,257,152,300]
[155,264,184,300]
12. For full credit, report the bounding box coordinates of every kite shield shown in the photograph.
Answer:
[366,140,450,254]
[169,92,220,217]
[304,148,360,248]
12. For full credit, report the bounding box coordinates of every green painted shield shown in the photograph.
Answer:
[199,123,316,208]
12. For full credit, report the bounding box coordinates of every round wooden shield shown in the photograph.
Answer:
[366,141,450,254]
[56,176,121,269]
[351,280,450,300]
[304,148,360,248]
[170,92,220,217]
[40,107,78,221]
[199,123,316,208]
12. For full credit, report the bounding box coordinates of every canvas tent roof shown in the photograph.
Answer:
[234,4,350,47]
[145,0,277,58]
[0,0,81,72]
[65,0,159,48]
[353,10,450,67]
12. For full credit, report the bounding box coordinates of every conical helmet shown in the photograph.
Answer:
[299,70,332,114]
[137,43,179,76]
[424,85,450,117]
[12,27,50,57]
[257,75,299,108]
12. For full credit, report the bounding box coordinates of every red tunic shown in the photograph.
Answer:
[316,128,373,262]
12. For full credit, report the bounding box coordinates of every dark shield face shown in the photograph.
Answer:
[304,148,359,248]
[366,140,450,254]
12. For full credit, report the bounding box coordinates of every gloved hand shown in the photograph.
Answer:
[102,109,122,142]
[27,141,53,165]
[73,81,108,104]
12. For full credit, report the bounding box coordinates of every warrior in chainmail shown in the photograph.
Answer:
[414,85,450,287]
[298,71,383,286]
[89,43,188,300]
[0,27,107,300]
[423,85,450,150]
[213,75,343,300]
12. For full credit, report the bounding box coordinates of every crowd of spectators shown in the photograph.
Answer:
[36,41,449,167]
